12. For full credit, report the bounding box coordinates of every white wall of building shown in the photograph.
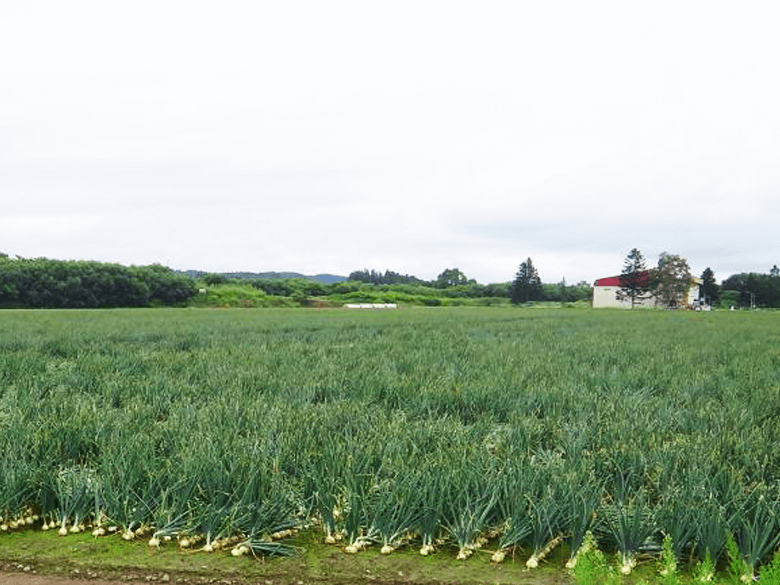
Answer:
[592,286,655,308]
[592,283,701,309]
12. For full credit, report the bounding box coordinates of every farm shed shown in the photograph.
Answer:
[592,271,702,309]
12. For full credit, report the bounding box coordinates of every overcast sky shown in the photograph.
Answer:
[2,1,778,284]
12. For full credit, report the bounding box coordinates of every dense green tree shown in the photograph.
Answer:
[382,269,426,285]
[616,248,650,308]
[327,280,363,295]
[700,267,719,306]
[0,258,196,308]
[540,279,593,303]
[572,281,594,302]
[558,278,570,303]
[510,258,542,304]
[739,275,758,308]
[139,264,197,305]
[347,269,426,286]
[652,252,693,309]
[434,268,471,288]
[203,273,229,285]
[720,289,739,309]
[297,278,328,297]
[721,271,778,308]
[251,278,295,296]
[720,274,742,294]
[483,282,511,298]
[348,269,382,284]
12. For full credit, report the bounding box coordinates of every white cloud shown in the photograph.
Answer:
[2,1,779,283]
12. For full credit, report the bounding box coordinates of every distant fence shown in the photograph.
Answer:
[343,303,398,309]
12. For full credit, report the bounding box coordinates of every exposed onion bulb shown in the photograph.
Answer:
[620,556,636,575]
[491,550,506,563]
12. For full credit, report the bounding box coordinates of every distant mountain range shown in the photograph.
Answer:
[179,270,347,284]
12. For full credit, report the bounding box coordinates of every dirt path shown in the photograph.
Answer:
[2,576,76,585]
[1,565,152,585]
[1,560,574,585]
[1,570,135,585]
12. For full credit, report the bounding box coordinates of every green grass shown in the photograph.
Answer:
[1,306,779,583]
[188,284,297,308]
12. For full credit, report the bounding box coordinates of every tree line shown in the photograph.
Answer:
[251,274,512,301]
[351,265,592,304]
[8,253,775,310]
[347,269,429,286]
[719,267,780,308]
[0,256,594,309]
[0,256,196,308]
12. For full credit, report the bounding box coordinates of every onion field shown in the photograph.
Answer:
[1,307,780,581]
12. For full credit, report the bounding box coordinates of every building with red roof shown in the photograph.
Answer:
[592,271,702,308]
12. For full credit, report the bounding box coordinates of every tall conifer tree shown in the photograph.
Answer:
[700,267,719,306]
[511,258,542,304]
[616,248,650,308]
